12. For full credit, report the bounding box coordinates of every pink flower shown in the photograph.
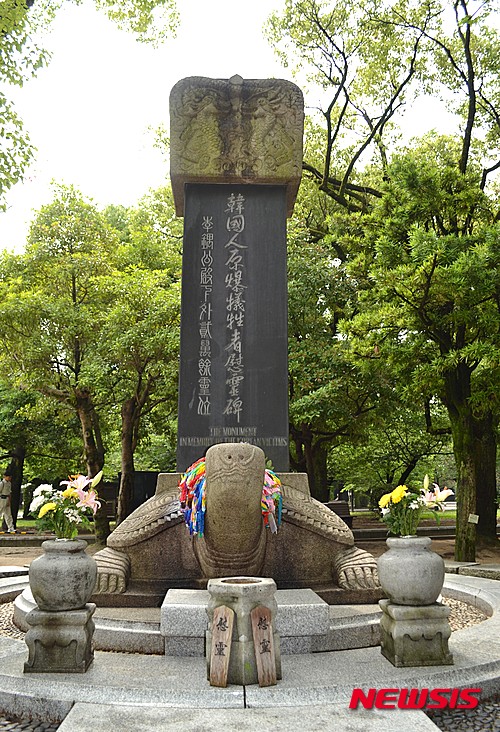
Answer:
[60,474,93,491]
[75,487,101,515]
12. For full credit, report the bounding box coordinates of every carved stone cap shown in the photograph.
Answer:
[169,75,304,217]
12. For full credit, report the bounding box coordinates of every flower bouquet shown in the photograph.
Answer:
[30,471,102,539]
[378,476,453,537]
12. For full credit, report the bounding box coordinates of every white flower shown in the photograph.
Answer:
[65,508,83,524]
[422,485,454,510]
[409,500,422,510]
[381,507,390,516]
[30,494,49,512]
[32,483,54,498]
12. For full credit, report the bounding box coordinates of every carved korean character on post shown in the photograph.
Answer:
[209,605,234,687]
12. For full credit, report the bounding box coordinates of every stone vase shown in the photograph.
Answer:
[29,539,97,612]
[377,536,444,606]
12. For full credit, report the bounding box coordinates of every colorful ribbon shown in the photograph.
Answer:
[178,458,282,537]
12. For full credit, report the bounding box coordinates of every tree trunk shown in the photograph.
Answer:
[75,387,109,543]
[306,440,330,503]
[116,398,137,525]
[3,445,25,530]
[473,412,498,543]
[290,424,330,502]
[443,363,499,561]
[76,387,104,474]
[450,414,477,562]
[444,372,498,560]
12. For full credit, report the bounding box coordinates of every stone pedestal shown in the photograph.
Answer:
[379,598,453,667]
[24,603,96,673]
[206,577,281,685]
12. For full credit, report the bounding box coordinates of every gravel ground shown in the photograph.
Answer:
[426,696,500,732]
[0,597,498,731]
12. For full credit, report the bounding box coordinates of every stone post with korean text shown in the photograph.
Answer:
[170,75,304,471]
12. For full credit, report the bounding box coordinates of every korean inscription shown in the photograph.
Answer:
[197,215,214,416]
[177,184,290,471]
[223,193,246,423]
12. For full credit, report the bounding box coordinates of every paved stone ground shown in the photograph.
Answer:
[0,720,59,732]
[0,595,496,731]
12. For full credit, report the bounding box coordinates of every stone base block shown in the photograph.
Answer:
[161,587,329,657]
[379,598,453,668]
[24,603,96,674]
[164,635,205,657]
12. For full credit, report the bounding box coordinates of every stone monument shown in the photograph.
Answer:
[171,74,303,471]
[94,442,381,604]
[93,76,381,605]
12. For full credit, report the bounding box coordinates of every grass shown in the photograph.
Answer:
[353,508,500,521]
[354,509,457,520]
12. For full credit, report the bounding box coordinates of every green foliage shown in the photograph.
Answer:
[93,0,179,44]
[0,380,82,480]
[0,182,182,485]
[271,0,500,554]
[0,0,55,206]
[332,403,452,508]
[8,185,118,394]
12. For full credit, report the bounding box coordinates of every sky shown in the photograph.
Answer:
[0,0,287,252]
[0,0,466,254]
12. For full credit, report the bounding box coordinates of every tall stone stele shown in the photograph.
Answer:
[170,74,304,472]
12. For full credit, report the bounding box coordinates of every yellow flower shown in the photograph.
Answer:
[391,485,408,504]
[62,487,78,499]
[379,492,392,508]
[38,502,57,519]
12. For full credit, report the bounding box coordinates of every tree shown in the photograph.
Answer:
[101,187,181,522]
[267,0,500,560]
[333,402,452,509]
[348,137,500,558]
[0,379,83,524]
[0,0,53,207]
[287,176,386,500]
[0,184,118,538]
[100,270,180,523]
[0,0,178,208]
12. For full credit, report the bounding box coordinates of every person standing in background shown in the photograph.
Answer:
[0,471,16,533]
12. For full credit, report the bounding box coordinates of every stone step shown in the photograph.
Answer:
[56,701,441,732]
[14,587,381,656]
[161,588,381,656]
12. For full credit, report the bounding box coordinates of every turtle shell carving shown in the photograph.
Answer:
[95,443,379,598]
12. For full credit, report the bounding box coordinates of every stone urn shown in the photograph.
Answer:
[29,539,97,612]
[377,536,444,606]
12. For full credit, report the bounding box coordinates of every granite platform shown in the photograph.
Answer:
[0,572,499,731]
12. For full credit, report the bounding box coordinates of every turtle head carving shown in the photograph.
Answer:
[196,443,267,576]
